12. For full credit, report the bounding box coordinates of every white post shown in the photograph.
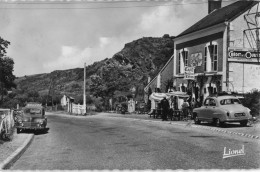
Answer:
[83,63,86,114]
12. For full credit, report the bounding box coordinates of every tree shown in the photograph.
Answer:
[0,37,16,104]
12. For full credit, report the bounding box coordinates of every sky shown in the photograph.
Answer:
[0,0,235,77]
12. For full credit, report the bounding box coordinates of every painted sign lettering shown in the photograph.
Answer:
[184,66,195,80]
[228,50,260,62]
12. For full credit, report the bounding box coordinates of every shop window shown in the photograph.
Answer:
[204,43,218,72]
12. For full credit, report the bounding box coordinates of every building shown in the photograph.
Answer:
[173,0,260,102]
[60,95,74,107]
[144,56,174,94]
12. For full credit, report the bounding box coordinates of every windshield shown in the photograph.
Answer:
[24,108,41,115]
[220,98,241,105]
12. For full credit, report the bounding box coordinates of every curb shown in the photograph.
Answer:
[0,134,34,170]
[190,124,260,140]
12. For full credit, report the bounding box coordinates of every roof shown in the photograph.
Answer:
[177,1,258,38]
[64,94,74,100]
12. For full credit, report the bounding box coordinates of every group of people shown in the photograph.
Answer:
[160,95,199,121]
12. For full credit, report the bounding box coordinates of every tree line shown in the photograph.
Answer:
[0,36,16,105]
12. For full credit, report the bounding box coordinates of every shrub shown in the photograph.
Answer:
[241,89,260,117]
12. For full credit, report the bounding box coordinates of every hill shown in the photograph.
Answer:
[12,35,174,108]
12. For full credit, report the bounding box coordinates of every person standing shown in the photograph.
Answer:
[181,98,189,120]
[160,96,169,121]
[168,96,174,120]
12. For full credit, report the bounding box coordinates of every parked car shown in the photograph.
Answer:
[16,102,47,133]
[193,95,252,127]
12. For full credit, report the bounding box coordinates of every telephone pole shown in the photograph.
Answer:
[83,63,86,114]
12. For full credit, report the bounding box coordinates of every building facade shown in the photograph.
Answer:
[173,1,260,102]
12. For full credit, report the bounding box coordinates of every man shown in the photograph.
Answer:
[181,98,189,120]
[160,96,169,121]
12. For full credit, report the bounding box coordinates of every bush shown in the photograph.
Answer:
[241,89,260,117]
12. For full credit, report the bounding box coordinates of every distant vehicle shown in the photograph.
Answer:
[193,95,252,127]
[16,102,47,133]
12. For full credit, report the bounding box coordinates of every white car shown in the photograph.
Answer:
[193,95,252,127]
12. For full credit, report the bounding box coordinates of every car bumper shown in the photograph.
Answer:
[16,122,46,130]
[224,118,250,122]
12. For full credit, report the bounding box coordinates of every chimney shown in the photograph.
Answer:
[208,0,222,14]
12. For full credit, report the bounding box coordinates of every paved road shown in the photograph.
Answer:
[11,112,260,170]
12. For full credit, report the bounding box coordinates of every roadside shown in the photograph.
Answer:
[0,131,34,170]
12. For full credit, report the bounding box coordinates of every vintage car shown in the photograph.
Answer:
[16,102,47,133]
[193,95,252,127]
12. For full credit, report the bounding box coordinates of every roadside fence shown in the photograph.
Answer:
[71,103,86,115]
[0,109,15,141]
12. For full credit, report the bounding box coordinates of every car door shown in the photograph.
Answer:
[199,98,210,120]
[205,98,217,122]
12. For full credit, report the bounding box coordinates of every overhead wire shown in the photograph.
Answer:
[0,0,237,9]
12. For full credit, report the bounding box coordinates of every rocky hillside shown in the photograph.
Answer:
[15,35,175,103]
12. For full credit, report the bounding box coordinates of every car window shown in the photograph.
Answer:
[220,98,241,105]
[209,99,216,106]
[204,99,210,106]
[24,108,41,114]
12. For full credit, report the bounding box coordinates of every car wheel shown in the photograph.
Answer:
[240,121,248,127]
[194,115,201,124]
[17,128,21,134]
[215,118,224,127]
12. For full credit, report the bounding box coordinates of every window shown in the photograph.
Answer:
[205,43,218,72]
[220,99,241,105]
[204,47,207,71]
[178,49,188,74]
[211,45,218,71]
[178,52,181,73]
[184,51,188,67]
[204,99,210,106]
[209,99,216,106]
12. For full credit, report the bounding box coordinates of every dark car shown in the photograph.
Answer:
[16,102,47,133]
[193,95,252,127]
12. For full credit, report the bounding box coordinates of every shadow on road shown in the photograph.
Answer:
[18,128,50,135]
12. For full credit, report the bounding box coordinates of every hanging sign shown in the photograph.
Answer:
[184,66,195,80]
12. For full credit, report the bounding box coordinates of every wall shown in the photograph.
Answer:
[228,4,260,93]
[230,4,258,49]
[229,63,260,93]
[160,57,173,92]
[176,36,224,74]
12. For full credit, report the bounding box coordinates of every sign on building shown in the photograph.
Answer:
[190,52,203,67]
[228,49,260,62]
[184,66,195,80]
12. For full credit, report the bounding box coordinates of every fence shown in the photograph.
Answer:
[71,103,86,115]
[0,109,14,140]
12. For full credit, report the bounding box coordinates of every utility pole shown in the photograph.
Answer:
[83,63,86,114]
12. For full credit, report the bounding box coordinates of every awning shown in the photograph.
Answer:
[166,91,190,98]
[149,93,167,101]
[149,92,189,101]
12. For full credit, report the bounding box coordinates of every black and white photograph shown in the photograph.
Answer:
[0,0,259,171]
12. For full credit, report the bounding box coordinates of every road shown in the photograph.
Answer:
[11,112,260,170]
